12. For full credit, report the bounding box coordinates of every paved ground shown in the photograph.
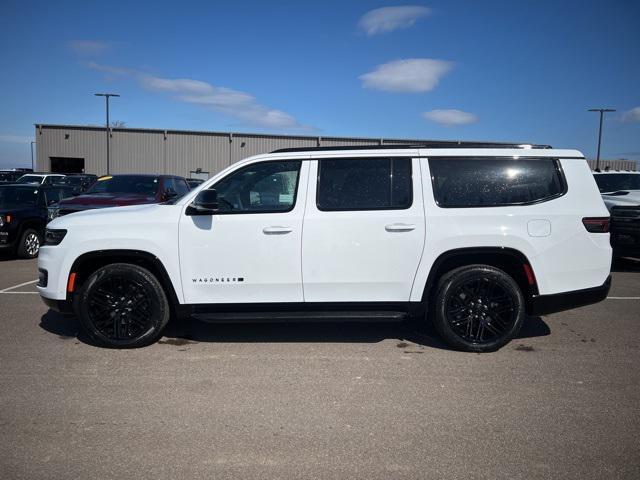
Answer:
[0,255,639,479]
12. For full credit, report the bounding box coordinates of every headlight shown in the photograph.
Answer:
[47,206,60,222]
[44,229,67,246]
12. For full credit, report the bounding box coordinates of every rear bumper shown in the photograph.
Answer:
[529,276,611,316]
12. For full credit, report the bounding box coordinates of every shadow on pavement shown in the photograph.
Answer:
[40,309,550,351]
[612,256,640,273]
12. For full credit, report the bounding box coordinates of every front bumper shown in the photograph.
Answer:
[40,296,74,315]
[529,276,611,316]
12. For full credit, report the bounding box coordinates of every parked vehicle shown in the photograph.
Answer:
[57,174,98,194]
[38,142,611,351]
[48,174,190,220]
[16,173,66,185]
[0,169,32,183]
[593,171,640,257]
[186,178,204,190]
[0,184,75,258]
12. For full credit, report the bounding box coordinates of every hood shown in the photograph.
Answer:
[47,202,178,229]
[58,192,157,209]
[601,190,640,211]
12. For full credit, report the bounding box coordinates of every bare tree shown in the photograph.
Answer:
[110,120,126,128]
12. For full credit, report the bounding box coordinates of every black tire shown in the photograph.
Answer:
[431,265,525,352]
[16,228,41,258]
[74,263,170,348]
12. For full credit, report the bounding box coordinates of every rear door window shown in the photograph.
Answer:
[429,158,566,208]
[316,158,412,211]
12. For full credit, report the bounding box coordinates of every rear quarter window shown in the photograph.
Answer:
[429,158,566,208]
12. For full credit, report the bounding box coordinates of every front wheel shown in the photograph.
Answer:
[75,263,170,348]
[431,265,525,352]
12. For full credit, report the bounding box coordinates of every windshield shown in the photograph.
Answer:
[0,186,39,208]
[86,176,160,196]
[59,177,83,186]
[594,174,640,193]
[16,175,44,184]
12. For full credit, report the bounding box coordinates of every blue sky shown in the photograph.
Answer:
[0,0,638,168]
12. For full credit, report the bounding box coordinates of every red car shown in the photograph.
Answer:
[51,174,190,219]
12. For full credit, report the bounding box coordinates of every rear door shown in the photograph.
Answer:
[302,157,425,302]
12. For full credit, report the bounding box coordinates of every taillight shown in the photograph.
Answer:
[582,217,610,233]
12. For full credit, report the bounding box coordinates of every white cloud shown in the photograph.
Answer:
[68,40,112,56]
[358,6,431,36]
[422,109,478,126]
[621,107,640,123]
[0,134,33,144]
[87,63,303,129]
[360,58,452,93]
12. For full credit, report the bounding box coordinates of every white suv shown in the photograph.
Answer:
[37,142,612,351]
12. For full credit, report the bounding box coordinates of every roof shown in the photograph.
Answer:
[35,123,547,147]
[271,141,551,153]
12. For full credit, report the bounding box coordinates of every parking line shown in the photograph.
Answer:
[0,279,38,293]
[607,297,640,300]
[0,291,39,295]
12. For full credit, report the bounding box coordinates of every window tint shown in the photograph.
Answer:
[173,179,190,197]
[593,174,640,193]
[87,176,160,196]
[317,158,412,211]
[429,158,565,208]
[212,161,301,213]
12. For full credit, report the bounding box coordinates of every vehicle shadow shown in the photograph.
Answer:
[611,256,640,273]
[39,309,550,351]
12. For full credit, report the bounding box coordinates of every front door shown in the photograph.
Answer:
[302,157,425,302]
[179,160,308,304]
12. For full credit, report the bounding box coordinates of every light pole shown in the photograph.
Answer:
[588,108,616,171]
[95,93,120,174]
[30,141,34,171]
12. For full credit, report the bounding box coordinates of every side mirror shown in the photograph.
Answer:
[186,189,219,216]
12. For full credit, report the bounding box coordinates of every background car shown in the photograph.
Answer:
[0,183,75,258]
[50,174,190,219]
[186,178,204,190]
[0,169,33,183]
[16,173,66,185]
[593,171,640,257]
[57,174,98,194]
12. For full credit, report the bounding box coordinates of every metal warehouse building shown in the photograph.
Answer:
[34,124,432,179]
[35,124,637,176]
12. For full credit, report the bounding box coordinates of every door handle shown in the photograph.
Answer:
[263,226,293,235]
[385,223,416,232]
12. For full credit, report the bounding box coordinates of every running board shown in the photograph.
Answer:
[192,310,408,323]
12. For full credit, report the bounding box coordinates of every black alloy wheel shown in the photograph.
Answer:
[432,265,525,352]
[75,263,170,348]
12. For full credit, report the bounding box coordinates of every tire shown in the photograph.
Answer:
[74,263,170,348]
[17,229,41,258]
[431,265,525,352]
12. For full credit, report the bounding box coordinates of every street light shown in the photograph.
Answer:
[95,93,120,174]
[588,108,616,171]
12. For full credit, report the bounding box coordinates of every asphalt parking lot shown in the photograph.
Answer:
[0,256,639,479]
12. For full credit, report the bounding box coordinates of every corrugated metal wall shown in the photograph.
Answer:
[586,159,637,171]
[37,124,636,177]
[35,125,435,178]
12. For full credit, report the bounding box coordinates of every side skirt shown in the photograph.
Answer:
[187,302,425,324]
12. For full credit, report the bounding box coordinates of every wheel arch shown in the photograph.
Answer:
[68,249,184,315]
[420,247,539,312]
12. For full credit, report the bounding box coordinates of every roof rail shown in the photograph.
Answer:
[271,140,552,154]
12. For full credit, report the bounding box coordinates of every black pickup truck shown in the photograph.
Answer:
[0,184,75,258]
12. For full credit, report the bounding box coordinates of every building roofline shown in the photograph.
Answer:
[34,123,543,147]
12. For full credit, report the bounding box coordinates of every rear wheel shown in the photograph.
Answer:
[431,265,525,352]
[17,229,40,258]
[75,263,170,348]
